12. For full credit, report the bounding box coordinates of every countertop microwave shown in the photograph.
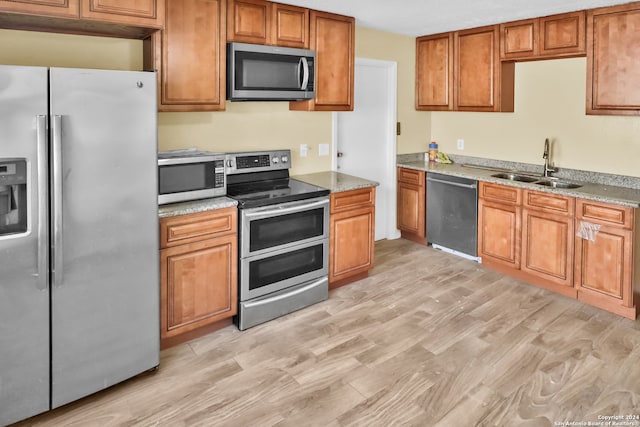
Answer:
[227,42,315,101]
[158,150,226,205]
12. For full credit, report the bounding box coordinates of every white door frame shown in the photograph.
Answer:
[331,57,400,240]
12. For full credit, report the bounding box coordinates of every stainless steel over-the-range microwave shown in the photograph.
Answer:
[158,150,226,205]
[227,42,315,101]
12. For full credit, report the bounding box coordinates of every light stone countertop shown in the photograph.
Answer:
[158,197,238,218]
[397,154,640,208]
[293,171,379,193]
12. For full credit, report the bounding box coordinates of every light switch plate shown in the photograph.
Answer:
[319,144,329,156]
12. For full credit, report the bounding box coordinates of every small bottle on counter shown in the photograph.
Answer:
[428,142,438,162]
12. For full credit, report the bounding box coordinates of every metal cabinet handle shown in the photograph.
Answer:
[427,176,477,189]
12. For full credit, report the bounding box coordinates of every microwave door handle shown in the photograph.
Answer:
[299,57,309,90]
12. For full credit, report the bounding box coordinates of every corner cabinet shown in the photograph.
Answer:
[144,0,226,112]
[574,200,637,319]
[397,167,426,244]
[416,25,514,112]
[329,187,376,289]
[586,3,640,116]
[159,207,237,349]
[290,10,354,111]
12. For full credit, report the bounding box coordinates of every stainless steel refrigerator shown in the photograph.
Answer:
[0,66,160,426]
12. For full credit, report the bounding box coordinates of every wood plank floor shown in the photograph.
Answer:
[14,238,640,427]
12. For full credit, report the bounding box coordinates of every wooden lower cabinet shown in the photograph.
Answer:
[477,182,522,270]
[397,167,426,244]
[329,187,375,289]
[521,190,575,296]
[574,199,637,318]
[159,207,237,348]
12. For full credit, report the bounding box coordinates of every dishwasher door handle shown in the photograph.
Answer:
[427,176,477,189]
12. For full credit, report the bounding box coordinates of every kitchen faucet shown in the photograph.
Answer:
[542,138,558,177]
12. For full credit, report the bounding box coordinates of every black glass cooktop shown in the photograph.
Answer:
[227,176,329,208]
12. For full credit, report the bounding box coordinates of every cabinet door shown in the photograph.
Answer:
[290,10,354,111]
[80,0,164,28]
[454,25,502,111]
[540,11,585,57]
[397,182,424,236]
[587,4,640,116]
[478,198,521,269]
[416,33,453,110]
[160,235,237,339]
[574,225,635,318]
[521,208,574,287]
[227,0,270,44]
[145,0,225,112]
[330,205,375,285]
[500,18,538,60]
[0,0,79,18]
[271,2,308,48]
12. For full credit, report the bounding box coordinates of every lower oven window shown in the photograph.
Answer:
[249,243,324,290]
[250,208,325,252]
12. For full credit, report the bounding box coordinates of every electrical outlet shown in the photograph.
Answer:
[457,139,464,150]
[300,144,308,157]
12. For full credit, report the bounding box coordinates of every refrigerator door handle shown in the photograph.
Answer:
[52,115,63,288]
[36,115,49,291]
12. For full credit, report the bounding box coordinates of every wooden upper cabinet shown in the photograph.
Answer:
[227,0,271,44]
[271,2,308,48]
[80,0,164,28]
[539,11,585,57]
[501,18,538,59]
[500,12,585,60]
[587,3,640,116]
[455,25,514,112]
[416,33,454,110]
[0,0,79,18]
[144,0,225,111]
[290,10,354,111]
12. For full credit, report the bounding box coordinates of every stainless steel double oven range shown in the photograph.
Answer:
[226,150,330,330]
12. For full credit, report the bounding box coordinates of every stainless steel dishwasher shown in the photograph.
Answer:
[426,172,479,259]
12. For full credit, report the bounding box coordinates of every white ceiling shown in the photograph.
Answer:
[281,0,633,36]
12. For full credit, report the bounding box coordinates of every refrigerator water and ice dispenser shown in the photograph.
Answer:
[0,158,27,236]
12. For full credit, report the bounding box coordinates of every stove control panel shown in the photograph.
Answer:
[225,150,291,175]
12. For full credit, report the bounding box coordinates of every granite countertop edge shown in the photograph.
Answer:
[293,171,379,193]
[397,160,640,208]
[158,196,238,218]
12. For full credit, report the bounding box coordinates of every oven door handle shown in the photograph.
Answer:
[243,197,329,219]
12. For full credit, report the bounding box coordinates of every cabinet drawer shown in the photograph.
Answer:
[524,190,575,215]
[331,187,375,213]
[397,167,424,186]
[160,207,237,248]
[479,182,522,205]
[576,199,633,229]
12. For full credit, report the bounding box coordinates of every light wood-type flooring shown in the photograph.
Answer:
[14,238,640,427]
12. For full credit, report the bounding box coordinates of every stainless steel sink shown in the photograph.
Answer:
[491,173,539,183]
[535,180,582,189]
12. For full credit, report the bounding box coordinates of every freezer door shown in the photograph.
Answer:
[49,68,160,408]
[0,65,50,425]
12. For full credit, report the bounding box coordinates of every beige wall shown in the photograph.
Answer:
[0,26,425,174]
[355,26,430,154]
[431,57,640,177]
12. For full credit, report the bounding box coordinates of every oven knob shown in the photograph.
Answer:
[272,157,279,164]
[281,155,289,163]
[226,159,234,168]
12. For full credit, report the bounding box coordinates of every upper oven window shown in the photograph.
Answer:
[250,207,324,252]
